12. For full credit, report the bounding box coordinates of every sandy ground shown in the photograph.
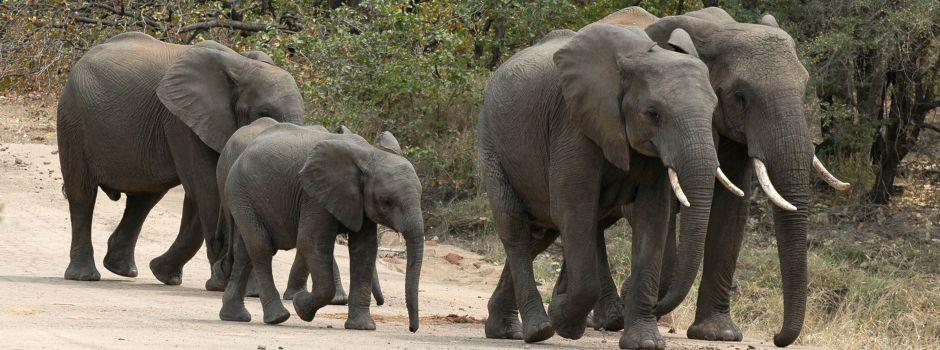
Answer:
[0,97,820,349]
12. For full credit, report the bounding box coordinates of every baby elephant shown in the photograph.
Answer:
[218,122,424,332]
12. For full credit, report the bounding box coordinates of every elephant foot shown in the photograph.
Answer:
[687,312,743,341]
[521,316,554,343]
[205,276,227,292]
[345,311,376,330]
[282,286,306,301]
[619,318,665,350]
[484,312,524,340]
[64,259,101,281]
[103,250,138,278]
[330,290,349,305]
[219,302,251,322]
[292,291,323,322]
[149,257,182,286]
[547,294,587,340]
[592,293,625,331]
[262,302,291,325]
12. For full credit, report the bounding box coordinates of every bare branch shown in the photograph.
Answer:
[176,19,294,34]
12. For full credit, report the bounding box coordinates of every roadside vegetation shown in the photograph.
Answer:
[1,1,937,348]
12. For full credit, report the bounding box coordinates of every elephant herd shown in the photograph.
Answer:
[54,6,849,350]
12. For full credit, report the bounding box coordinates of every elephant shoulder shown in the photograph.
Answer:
[536,29,576,45]
[595,6,659,28]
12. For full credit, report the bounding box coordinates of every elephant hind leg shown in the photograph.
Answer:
[60,140,101,281]
[104,191,166,278]
[150,196,201,285]
[219,233,252,322]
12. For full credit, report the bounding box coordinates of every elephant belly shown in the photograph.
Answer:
[82,108,180,193]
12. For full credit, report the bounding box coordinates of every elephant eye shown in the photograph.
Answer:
[645,108,661,125]
[381,198,393,208]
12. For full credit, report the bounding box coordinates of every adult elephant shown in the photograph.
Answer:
[56,32,304,286]
[589,7,849,347]
[479,24,740,348]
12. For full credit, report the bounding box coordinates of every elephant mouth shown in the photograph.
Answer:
[668,167,745,207]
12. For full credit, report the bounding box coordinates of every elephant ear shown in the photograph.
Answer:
[241,50,275,65]
[157,47,252,153]
[299,139,371,232]
[667,28,699,58]
[553,24,652,172]
[760,14,780,28]
[376,131,402,155]
[645,15,721,57]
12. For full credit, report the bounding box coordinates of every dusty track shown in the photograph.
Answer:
[0,98,819,349]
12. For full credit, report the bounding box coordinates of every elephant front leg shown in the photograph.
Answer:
[104,191,167,278]
[293,207,340,322]
[620,177,672,350]
[687,151,750,342]
[150,196,201,285]
[591,227,625,332]
[344,222,378,330]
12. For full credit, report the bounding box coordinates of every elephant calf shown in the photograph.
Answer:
[218,122,424,332]
[209,118,384,306]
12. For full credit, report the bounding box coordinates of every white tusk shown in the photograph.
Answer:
[668,168,691,207]
[716,167,745,197]
[812,156,851,191]
[753,158,798,211]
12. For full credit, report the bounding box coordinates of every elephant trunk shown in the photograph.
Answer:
[655,123,718,316]
[403,222,425,333]
[749,94,813,347]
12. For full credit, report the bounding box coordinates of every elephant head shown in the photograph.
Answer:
[646,8,850,347]
[156,47,304,153]
[299,132,423,332]
[554,23,738,315]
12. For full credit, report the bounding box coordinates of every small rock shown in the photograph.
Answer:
[14,158,23,165]
[51,149,58,154]
[472,261,482,268]
[257,346,266,350]
[748,345,757,350]
[117,338,125,341]
[443,252,463,265]
[43,161,50,165]
[326,325,333,329]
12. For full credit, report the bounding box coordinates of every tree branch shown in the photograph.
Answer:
[177,19,293,34]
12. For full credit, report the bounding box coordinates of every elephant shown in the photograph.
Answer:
[565,7,850,347]
[477,24,744,349]
[208,118,384,306]
[56,31,304,285]
[217,122,423,332]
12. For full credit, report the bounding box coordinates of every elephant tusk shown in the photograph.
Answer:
[753,158,797,211]
[813,155,851,191]
[716,167,745,197]
[668,168,691,208]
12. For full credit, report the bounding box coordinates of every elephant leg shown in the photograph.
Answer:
[344,222,378,330]
[149,196,201,285]
[591,227,625,331]
[219,233,252,322]
[330,255,349,305]
[371,264,384,306]
[104,191,166,278]
[293,205,340,322]
[283,253,309,300]
[159,125,223,282]
[231,205,289,324]
[656,206,677,301]
[62,167,100,281]
[547,197,601,339]
[619,176,671,350]
[687,151,751,342]
[485,229,558,340]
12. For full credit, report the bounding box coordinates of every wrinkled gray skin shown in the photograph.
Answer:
[56,32,303,285]
[217,123,423,332]
[564,7,815,347]
[478,24,718,349]
[207,119,384,306]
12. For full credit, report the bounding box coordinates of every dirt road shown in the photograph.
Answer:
[0,99,816,349]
